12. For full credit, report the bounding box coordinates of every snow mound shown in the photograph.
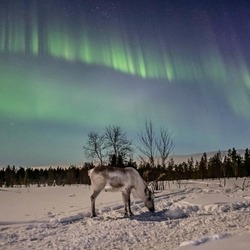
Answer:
[164,207,188,219]
[180,233,229,247]
[50,213,87,224]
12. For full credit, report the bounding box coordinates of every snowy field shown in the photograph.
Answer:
[1,178,250,250]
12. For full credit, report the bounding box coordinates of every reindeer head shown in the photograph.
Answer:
[144,187,155,212]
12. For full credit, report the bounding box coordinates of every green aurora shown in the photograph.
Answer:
[0,0,250,166]
[0,1,250,84]
[1,1,250,121]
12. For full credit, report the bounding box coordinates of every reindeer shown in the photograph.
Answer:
[88,166,155,218]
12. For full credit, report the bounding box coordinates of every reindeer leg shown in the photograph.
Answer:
[127,191,134,217]
[122,191,129,216]
[122,189,134,217]
[90,189,102,218]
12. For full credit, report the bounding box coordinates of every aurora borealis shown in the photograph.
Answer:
[1,0,250,166]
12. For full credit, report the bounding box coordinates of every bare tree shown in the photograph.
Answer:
[83,131,106,165]
[137,120,156,167]
[156,128,174,168]
[104,125,133,166]
[137,120,174,168]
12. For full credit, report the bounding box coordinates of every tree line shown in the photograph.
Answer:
[1,147,250,188]
[0,121,249,187]
[140,148,250,184]
[0,164,93,187]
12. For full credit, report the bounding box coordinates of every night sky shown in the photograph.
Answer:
[1,0,250,166]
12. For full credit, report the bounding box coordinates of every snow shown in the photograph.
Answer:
[0,178,250,249]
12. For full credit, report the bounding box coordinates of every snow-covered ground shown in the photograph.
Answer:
[1,178,250,249]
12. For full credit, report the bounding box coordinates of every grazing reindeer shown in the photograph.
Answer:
[88,166,155,218]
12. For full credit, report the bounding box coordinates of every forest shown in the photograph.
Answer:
[1,147,250,188]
